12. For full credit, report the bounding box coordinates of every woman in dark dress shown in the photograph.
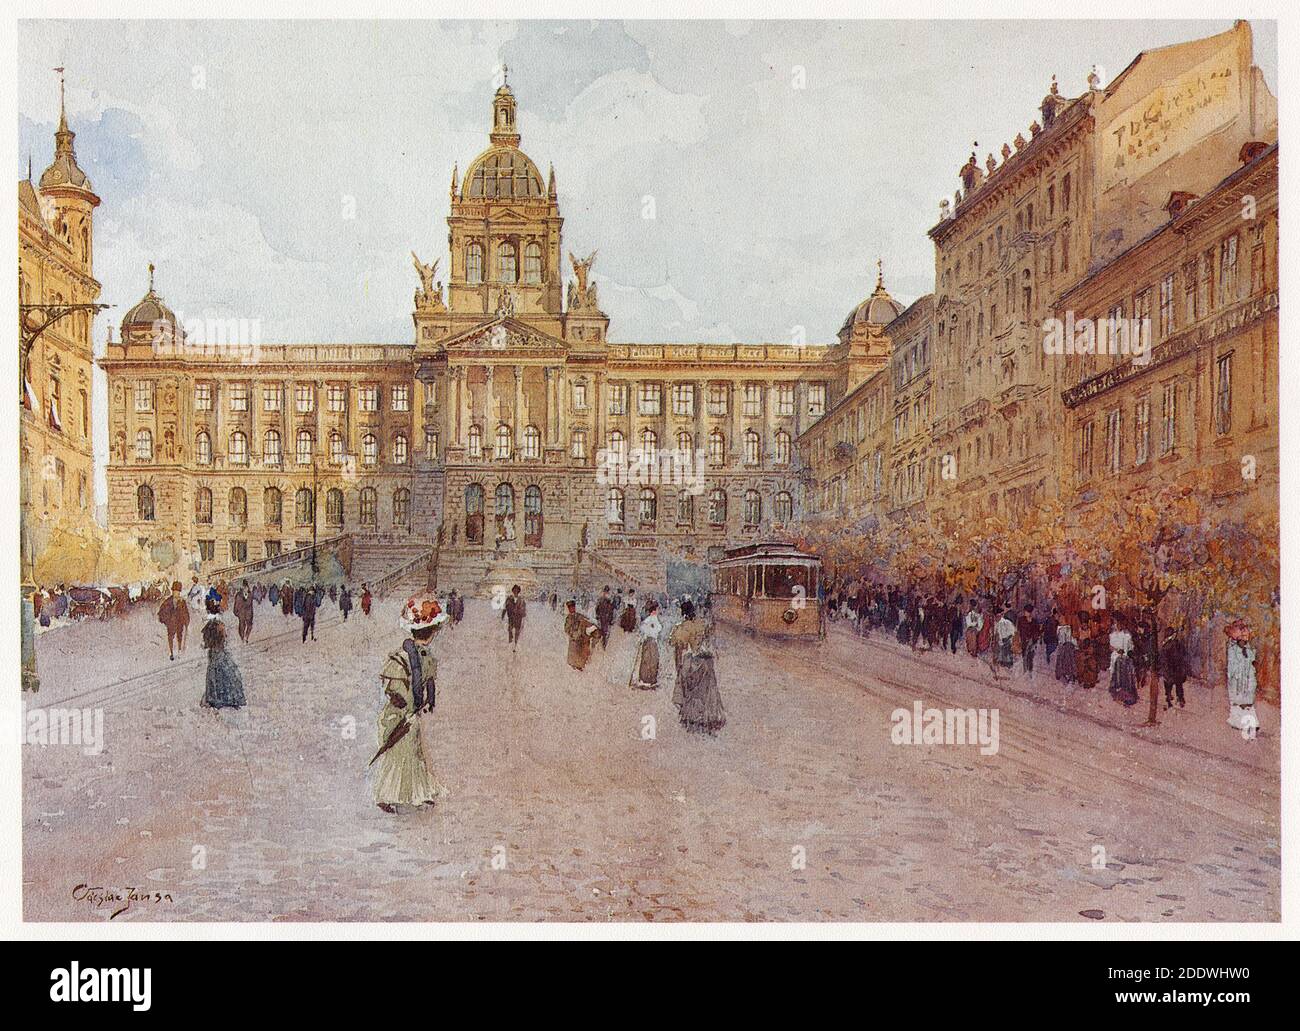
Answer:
[670,606,726,736]
[202,596,246,709]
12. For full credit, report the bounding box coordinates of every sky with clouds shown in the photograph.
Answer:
[16,18,1277,501]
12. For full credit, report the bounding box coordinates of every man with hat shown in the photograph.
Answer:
[502,584,526,653]
[563,599,599,671]
[157,580,190,661]
[371,593,449,812]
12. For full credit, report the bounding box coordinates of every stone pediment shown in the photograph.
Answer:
[443,316,567,354]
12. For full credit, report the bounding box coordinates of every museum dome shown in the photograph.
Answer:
[841,263,903,334]
[121,265,178,334]
[461,77,547,201]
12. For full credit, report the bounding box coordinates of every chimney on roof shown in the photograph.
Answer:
[1239,141,1269,165]
[1164,191,1198,219]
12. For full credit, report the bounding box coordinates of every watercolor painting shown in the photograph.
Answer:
[16,17,1279,923]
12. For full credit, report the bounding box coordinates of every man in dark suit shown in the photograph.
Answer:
[502,585,526,653]
[595,586,616,650]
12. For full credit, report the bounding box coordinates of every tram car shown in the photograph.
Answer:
[710,541,823,639]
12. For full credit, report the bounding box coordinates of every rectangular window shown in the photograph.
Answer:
[295,384,314,413]
[1215,354,1233,435]
[1160,383,1177,456]
[707,383,728,417]
[1077,421,1094,482]
[1135,398,1150,466]
[391,384,409,411]
[572,380,588,410]
[607,383,626,416]
[742,383,762,418]
[229,539,247,564]
[672,383,695,417]
[1159,274,1175,338]
[264,540,282,559]
[359,385,379,412]
[328,384,347,412]
[194,383,212,411]
[263,384,282,412]
[776,383,794,417]
[571,428,588,460]
[134,380,154,413]
[808,383,826,418]
[1219,234,1239,305]
[637,382,661,416]
[1104,408,1121,474]
[197,540,215,562]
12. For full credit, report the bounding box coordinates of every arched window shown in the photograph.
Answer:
[708,429,726,466]
[263,429,282,466]
[495,482,515,516]
[524,484,542,546]
[638,487,657,526]
[295,487,314,526]
[264,486,282,526]
[743,489,762,526]
[523,242,543,284]
[468,424,483,459]
[498,241,518,283]
[359,487,377,527]
[136,484,155,521]
[195,486,213,524]
[496,424,512,458]
[229,487,248,526]
[392,434,408,464]
[640,428,658,468]
[464,484,485,543]
[774,490,793,524]
[708,487,727,525]
[393,488,410,529]
[744,429,761,466]
[675,430,693,457]
[607,487,625,526]
[195,430,211,465]
[466,242,484,285]
[329,431,345,465]
[677,490,694,525]
[325,487,344,526]
[523,425,541,460]
[362,433,377,467]
[296,430,313,465]
[136,428,153,461]
[774,430,791,465]
[607,429,626,465]
[229,431,248,465]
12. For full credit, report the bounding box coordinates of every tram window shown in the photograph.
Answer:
[765,564,809,600]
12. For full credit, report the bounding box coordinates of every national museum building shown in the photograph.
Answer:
[101,81,900,590]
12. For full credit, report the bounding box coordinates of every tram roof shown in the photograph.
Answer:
[714,541,821,566]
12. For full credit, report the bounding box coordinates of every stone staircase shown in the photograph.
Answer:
[349,534,434,589]
[430,542,667,598]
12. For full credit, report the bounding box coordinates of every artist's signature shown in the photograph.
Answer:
[71,884,174,920]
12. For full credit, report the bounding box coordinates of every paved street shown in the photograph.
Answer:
[22,597,1279,922]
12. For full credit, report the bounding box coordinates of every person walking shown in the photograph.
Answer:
[670,601,725,735]
[371,594,448,812]
[1054,618,1078,684]
[992,609,1017,679]
[563,600,598,671]
[233,583,254,643]
[1017,605,1039,675]
[339,585,353,622]
[502,584,526,653]
[1225,620,1259,740]
[301,584,318,643]
[1160,624,1188,709]
[361,584,373,617]
[201,595,245,710]
[157,581,190,661]
[595,586,616,650]
[629,599,662,690]
[964,601,984,658]
[1108,615,1139,706]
